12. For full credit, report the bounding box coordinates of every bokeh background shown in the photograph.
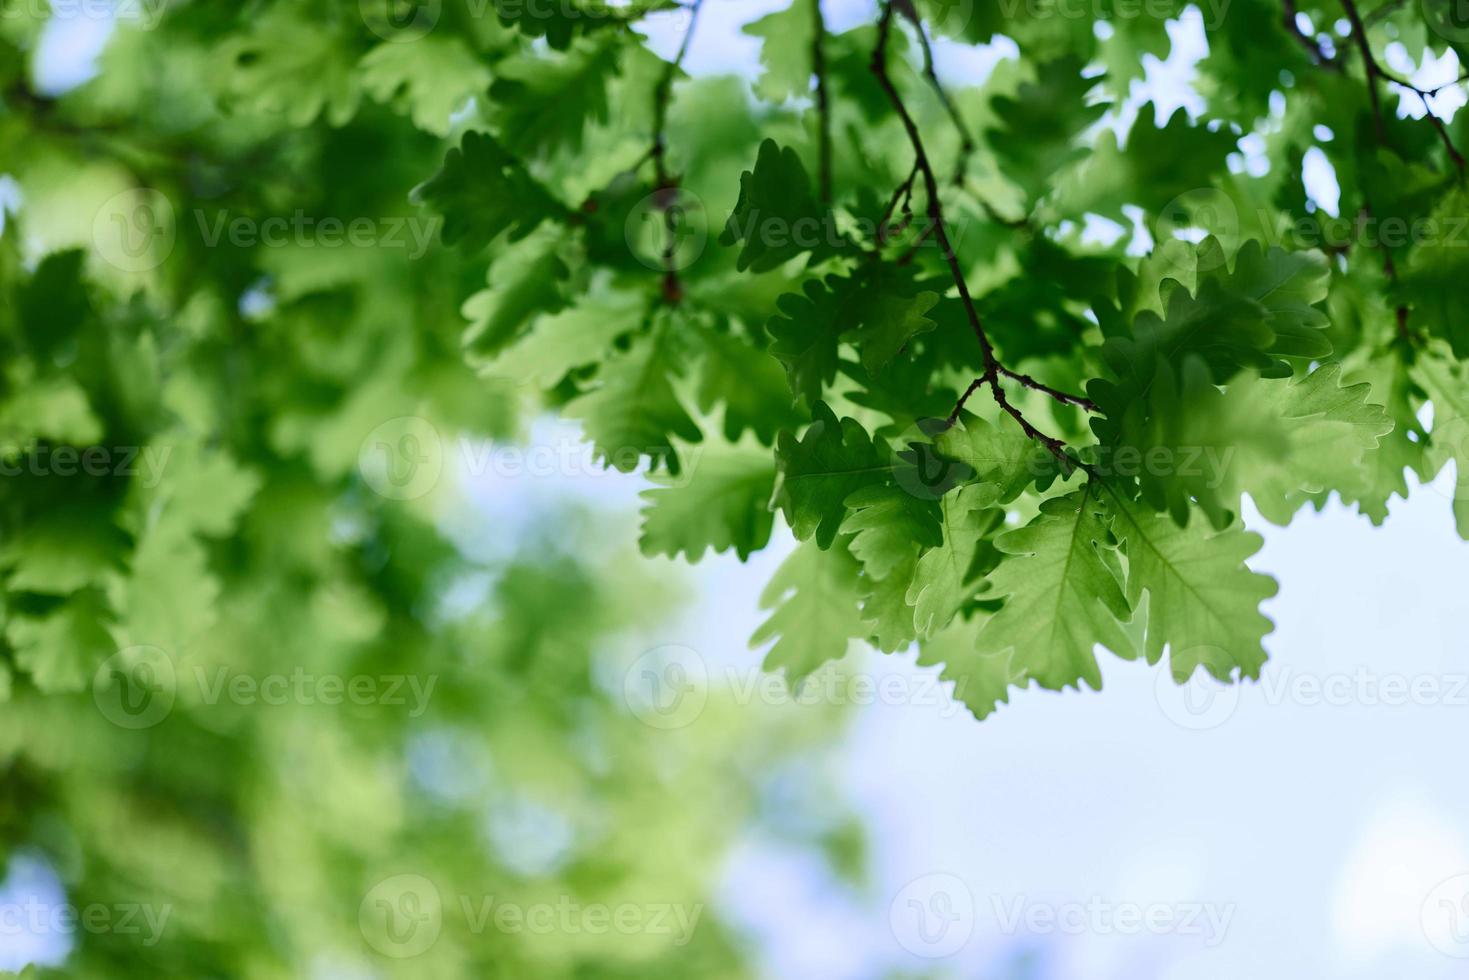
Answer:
[4,2,1469,978]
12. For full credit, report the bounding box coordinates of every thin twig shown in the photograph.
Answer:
[946,377,987,425]
[871,2,992,365]
[897,1,975,185]
[1375,67,1469,175]
[1338,0,1463,176]
[1335,0,1456,344]
[1283,0,1343,71]
[811,0,833,204]
[870,1,1082,469]
[1340,0,1388,141]
[997,366,1096,411]
[650,0,707,303]
[878,162,919,245]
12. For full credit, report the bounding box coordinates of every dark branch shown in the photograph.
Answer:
[871,1,1082,469]
[811,0,833,204]
[1283,0,1343,71]
[650,0,707,303]
[898,2,976,185]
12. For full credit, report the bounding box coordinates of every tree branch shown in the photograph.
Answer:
[897,1,976,185]
[1283,0,1343,71]
[811,0,833,204]
[870,1,1088,469]
[649,0,707,304]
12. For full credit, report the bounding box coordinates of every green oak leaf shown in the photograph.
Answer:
[720,139,840,272]
[930,413,1059,502]
[5,591,113,693]
[639,436,776,561]
[846,290,939,376]
[1415,352,1469,538]
[743,0,815,103]
[750,537,866,681]
[358,38,491,137]
[692,320,801,445]
[907,483,1004,636]
[1106,488,1277,682]
[460,229,573,357]
[563,323,702,475]
[839,484,942,580]
[477,289,644,388]
[411,131,565,250]
[766,278,844,406]
[973,488,1136,693]
[773,401,891,548]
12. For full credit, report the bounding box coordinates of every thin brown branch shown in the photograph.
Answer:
[947,377,987,425]
[1283,0,1343,71]
[650,0,707,303]
[897,1,975,185]
[988,375,1073,464]
[1375,67,1468,175]
[997,366,1097,412]
[811,0,833,204]
[1340,0,1388,141]
[1337,0,1462,178]
[878,162,919,246]
[1335,0,1458,344]
[871,1,1079,469]
[871,1,993,367]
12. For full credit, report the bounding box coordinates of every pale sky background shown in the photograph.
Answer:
[7,3,1469,978]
